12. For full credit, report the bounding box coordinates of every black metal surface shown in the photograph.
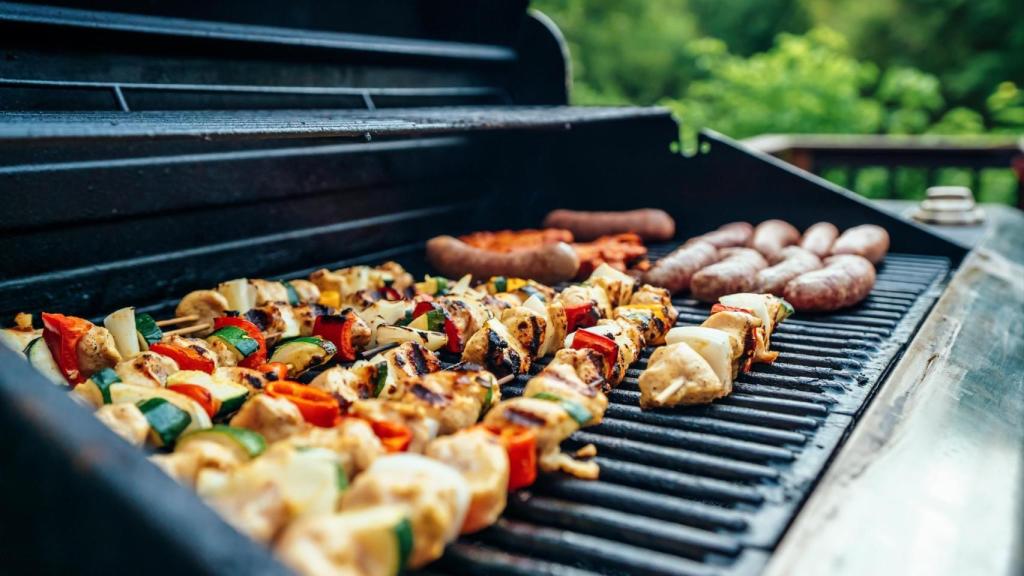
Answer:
[427,246,951,576]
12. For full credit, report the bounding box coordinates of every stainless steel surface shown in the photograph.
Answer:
[764,204,1024,576]
[874,199,989,248]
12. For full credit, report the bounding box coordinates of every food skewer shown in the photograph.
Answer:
[161,322,212,337]
[155,314,199,327]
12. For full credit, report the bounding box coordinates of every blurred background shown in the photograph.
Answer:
[534,0,1024,206]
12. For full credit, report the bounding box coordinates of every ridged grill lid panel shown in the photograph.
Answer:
[425,244,950,576]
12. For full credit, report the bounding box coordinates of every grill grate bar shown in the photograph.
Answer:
[438,251,949,576]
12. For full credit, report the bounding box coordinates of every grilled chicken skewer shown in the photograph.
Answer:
[639,293,791,408]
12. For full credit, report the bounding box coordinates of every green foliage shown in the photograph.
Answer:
[532,0,1022,204]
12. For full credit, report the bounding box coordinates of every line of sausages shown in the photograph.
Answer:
[643,221,889,310]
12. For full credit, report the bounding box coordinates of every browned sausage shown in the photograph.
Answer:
[783,255,876,311]
[690,247,768,302]
[684,221,754,248]
[830,225,890,264]
[755,247,822,296]
[750,220,801,262]
[800,222,839,258]
[542,208,676,242]
[642,241,718,294]
[426,236,579,284]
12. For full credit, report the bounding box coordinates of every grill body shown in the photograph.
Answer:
[0,2,974,575]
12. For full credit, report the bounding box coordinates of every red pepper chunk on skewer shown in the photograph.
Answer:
[40,312,93,386]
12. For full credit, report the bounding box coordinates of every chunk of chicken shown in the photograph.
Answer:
[525,361,608,424]
[249,279,289,306]
[114,351,178,388]
[499,306,548,360]
[700,310,760,375]
[399,369,500,435]
[203,334,240,368]
[294,304,331,337]
[161,335,220,370]
[548,347,607,389]
[435,296,491,341]
[349,399,438,453]
[309,364,377,407]
[276,505,412,576]
[279,418,384,479]
[244,305,288,346]
[460,318,530,377]
[215,366,269,393]
[425,427,508,534]
[638,342,724,408]
[230,394,306,443]
[384,341,442,382]
[95,403,148,446]
[342,454,470,568]
[483,397,592,477]
[630,284,679,326]
[151,439,246,488]
[557,284,612,320]
[288,279,321,305]
[175,290,229,337]
[76,326,122,378]
[585,262,636,308]
[207,481,289,543]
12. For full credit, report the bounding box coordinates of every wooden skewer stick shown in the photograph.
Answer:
[155,315,199,327]
[495,373,516,386]
[162,323,212,337]
[360,342,399,358]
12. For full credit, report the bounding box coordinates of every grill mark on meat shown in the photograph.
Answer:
[410,384,449,407]
[528,316,543,357]
[244,374,265,389]
[409,344,429,375]
[505,407,547,427]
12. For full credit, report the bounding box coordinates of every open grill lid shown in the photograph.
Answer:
[0,2,976,576]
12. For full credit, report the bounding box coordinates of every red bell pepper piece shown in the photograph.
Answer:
[167,384,221,419]
[266,380,340,427]
[149,343,216,374]
[213,316,266,369]
[411,301,462,353]
[258,362,289,382]
[313,311,359,362]
[40,313,94,386]
[571,329,619,380]
[564,302,599,333]
[370,420,413,453]
[487,424,538,490]
[412,300,436,320]
[380,287,403,301]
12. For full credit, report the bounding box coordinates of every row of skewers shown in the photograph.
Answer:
[2,255,790,575]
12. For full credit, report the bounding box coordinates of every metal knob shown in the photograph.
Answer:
[909,186,985,225]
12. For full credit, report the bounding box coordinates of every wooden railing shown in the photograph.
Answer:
[743,134,1024,209]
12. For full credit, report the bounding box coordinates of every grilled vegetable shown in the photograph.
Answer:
[266,380,340,427]
[104,307,140,359]
[150,342,216,374]
[24,337,66,385]
[217,278,257,313]
[176,425,266,461]
[415,275,449,296]
[375,325,447,352]
[137,397,192,448]
[564,302,599,334]
[108,383,212,432]
[76,367,122,405]
[370,419,413,453]
[167,383,220,419]
[134,313,163,350]
[665,326,736,387]
[211,317,266,368]
[492,425,537,490]
[312,312,361,362]
[568,328,619,380]
[269,336,337,377]
[41,312,94,385]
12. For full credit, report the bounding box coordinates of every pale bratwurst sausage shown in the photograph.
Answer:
[690,247,768,302]
[783,255,876,311]
[426,235,580,285]
[800,222,839,258]
[642,241,718,294]
[684,221,754,249]
[542,208,676,242]
[750,220,801,262]
[830,225,890,264]
[755,247,822,296]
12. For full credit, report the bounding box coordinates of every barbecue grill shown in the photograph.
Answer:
[1,2,1021,576]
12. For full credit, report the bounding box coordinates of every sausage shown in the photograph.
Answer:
[830,225,890,264]
[783,255,876,311]
[542,208,675,242]
[690,248,768,302]
[750,220,801,262]
[755,247,822,296]
[426,235,579,285]
[684,221,754,248]
[800,222,839,258]
[641,241,718,294]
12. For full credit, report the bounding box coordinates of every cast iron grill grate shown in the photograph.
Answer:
[426,244,950,576]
